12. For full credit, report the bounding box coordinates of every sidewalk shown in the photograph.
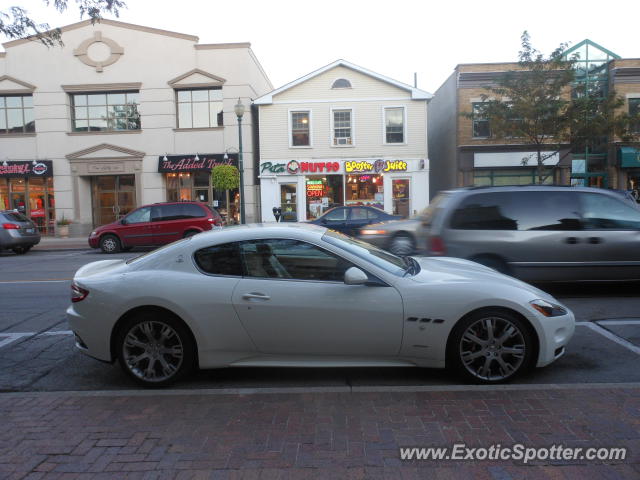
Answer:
[32,236,90,251]
[1,385,638,479]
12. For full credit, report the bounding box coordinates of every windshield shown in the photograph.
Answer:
[126,237,192,264]
[322,230,406,276]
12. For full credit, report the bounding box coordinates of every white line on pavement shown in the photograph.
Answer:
[0,330,73,349]
[576,321,640,355]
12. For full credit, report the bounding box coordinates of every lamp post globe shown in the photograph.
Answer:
[235,98,246,224]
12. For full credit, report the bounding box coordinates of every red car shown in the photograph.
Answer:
[89,202,222,253]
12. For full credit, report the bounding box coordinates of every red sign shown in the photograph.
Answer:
[287,161,340,174]
[30,208,45,217]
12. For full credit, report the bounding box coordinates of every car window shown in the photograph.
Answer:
[239,239,355,282]
[194,242,242,276]
[323,208,347,221]
[125,207,151,224]
[2,212,29,222]
[450,192,582,231]
[181,203,206,218]
[350,208,368,220]
[579,193,640,230]
[420,192,450,224]
[367,209,381,220]
[322,230,406,276]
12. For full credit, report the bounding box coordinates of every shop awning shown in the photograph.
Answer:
[620,147,640,168]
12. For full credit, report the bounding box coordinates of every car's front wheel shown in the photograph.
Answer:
[448,309,535,383]
[116,313,195,386]
[12,246,31,254]
[388,233,415,256]
[100,234,121,254]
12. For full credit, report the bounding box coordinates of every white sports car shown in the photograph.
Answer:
[67,223,575,386]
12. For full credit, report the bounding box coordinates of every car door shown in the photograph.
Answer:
[318,207,349,233]
[118,206,155,246]
[230,238,404,356]
[575,192,640,279]
[152,204,183,245]
[347,207,373,236]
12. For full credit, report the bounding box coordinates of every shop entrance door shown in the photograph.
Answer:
[91,175,136,227]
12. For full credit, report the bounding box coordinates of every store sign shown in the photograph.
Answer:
[158,154,238,173]
[287,160,340,174]
[344,159,407,173]
[0,160,53,178]
[306,180,326,198]
[260,162,286,174]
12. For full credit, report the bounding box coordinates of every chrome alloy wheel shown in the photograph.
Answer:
[389,235,414,256]
[459,316,526,381]
[123,321,184,383]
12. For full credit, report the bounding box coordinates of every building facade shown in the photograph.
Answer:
[0,19,272,235]
[254,60,431,223]
[428,40,640,197]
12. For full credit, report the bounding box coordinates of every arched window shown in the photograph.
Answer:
[331,78,352,89]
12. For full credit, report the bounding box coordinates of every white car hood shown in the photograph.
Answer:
[412,256,555,301]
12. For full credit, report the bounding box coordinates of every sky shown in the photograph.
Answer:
[1,0,639,94]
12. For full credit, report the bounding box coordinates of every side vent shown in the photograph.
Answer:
[433,319,445,324]
[406,317,418,322]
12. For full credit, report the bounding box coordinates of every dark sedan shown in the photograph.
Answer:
[308,206,401,236]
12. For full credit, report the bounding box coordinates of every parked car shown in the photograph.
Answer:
[89,201,222,253]
[361,185,640,282]
[308,206,401,236]
[68,223,574,386]
[0,210,41,254]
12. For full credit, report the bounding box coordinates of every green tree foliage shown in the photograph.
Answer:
[470,31,639,184]
[0,1,126,46]
[211,165,240,191]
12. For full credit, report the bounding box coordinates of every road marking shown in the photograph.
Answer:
[0,279,71,284]
[0,330,73,349]
[576,321,640,355]
[596,319,640,326]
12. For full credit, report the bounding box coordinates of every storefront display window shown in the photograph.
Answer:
[392,179,410,217]
[0,175,55,235]
[474,168,553,186]
[305,175,343,220]
[345,174,383,209]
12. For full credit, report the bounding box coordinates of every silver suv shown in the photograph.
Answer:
[361,186,640,282]
[0,210,41,254]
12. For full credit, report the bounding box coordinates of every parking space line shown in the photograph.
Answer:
[576,321,640,355]
[38,330,73,336]
[596,319,640,326]
[0,330,73,349]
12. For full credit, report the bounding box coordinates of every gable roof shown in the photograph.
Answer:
[563,39,621,61]
[254,59,433,105]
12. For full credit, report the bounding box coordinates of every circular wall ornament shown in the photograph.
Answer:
[73,32,124,72]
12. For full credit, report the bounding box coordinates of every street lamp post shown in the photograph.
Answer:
[234,98,246,224]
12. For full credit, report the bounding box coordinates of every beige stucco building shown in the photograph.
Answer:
[254,60,432,223]
[0,19,272,235]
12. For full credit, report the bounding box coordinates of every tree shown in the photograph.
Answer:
[470,31,639,184]
[211,165,239,224]
[0,1,126,47]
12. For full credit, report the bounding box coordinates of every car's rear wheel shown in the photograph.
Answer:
[388,233,415,256]
[448,309,535,384]
[183,230,199,238]
[12,246,31,254]
[116,313,195,387]
[100,234,121,254]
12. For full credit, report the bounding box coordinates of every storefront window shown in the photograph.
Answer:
[305,175,343,220]
[345,174,383,209]
[392,179,410,217]
[474,168,553,186]
[0,175,55,235]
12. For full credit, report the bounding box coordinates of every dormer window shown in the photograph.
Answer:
[331,78,352,89]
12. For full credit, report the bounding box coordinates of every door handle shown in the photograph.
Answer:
[565,237,579,244]
[242,292,271,301]
[588,237,602,244]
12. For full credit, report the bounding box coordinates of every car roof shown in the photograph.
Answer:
[451,185,625,197]
[189,222,328,246]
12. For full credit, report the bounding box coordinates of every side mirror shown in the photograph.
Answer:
[344,267,368,285]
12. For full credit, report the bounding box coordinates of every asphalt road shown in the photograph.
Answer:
[1,248,639,392]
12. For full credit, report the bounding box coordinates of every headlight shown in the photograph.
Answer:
[360,229,387,235]
[90,231,97,236]
[529,299,567,317]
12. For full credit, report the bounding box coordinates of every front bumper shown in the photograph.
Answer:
[534,310,575,367]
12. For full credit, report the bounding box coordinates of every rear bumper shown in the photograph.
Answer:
[0,231,40,249]
[67,304,113,362]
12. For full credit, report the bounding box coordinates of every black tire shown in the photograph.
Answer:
[100,234,121,254]
[116,312,196,387]
[12,246,31,254]
[469,255,512,276]
[388,233,415,256]
[447,309,536,384]
[183,230,199,238]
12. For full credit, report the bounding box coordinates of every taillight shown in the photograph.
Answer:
[2,223,19,229]
[208,217,222,226]
[428,236,446,256]
[71,283,89,303]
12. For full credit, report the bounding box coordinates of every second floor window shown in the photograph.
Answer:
[630,98,640,134]
[71,91,140,132]
[0,95,34,134]
[291,111,310,146]
[384,107,405,143]
[472,103,491,138]
[177,88,223,129]
[333,109,352,145]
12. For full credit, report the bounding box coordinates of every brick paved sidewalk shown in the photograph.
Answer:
[1,386,639,479]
